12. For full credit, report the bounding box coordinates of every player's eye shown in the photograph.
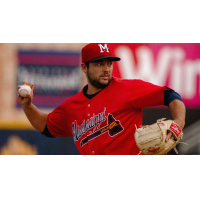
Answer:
[108,62,113,66]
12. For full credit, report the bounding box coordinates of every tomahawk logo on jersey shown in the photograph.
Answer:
[72,107,124,147]
[79,113,124,147]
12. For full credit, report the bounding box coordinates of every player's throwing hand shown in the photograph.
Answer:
[17,82,34,107]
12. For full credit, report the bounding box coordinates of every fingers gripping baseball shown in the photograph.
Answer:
[17,82,34,106]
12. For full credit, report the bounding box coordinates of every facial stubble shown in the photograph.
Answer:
[87,70,112,89]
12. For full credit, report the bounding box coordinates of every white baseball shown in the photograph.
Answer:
[19,85,32,97]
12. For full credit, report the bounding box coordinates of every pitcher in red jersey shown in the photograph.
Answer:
[17,43,186,155]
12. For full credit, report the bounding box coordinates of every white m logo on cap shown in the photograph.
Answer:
[98,44,109,53]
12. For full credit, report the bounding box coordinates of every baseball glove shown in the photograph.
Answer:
[135,118,183,155]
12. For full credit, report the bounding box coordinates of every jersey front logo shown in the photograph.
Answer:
[80,114,124,147]
[98,44,109,53]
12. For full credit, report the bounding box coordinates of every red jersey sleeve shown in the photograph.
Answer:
[130,80,166,109]
[46,104,72,137]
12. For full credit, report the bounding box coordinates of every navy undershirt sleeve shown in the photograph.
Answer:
[41,125,55,138]
[164,90,183,106]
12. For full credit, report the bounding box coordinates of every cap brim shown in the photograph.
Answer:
[89,56,121,62]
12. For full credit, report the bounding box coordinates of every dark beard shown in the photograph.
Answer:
[87,71,112,89]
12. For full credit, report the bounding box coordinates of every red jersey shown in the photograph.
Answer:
[47,77,166,155]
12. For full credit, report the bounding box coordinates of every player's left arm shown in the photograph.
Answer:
[164,90,186,141]
[164,90,186,129]
[168,99,186,130]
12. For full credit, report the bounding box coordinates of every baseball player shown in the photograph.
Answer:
[17,43,186,155]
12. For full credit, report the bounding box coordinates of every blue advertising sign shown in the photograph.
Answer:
[17,50,81,108]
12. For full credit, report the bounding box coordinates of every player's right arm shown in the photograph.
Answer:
[17,82,48,133]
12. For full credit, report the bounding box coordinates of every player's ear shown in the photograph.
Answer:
[81,63,87,73]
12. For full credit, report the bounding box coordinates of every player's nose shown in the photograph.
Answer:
[103,63,110,71]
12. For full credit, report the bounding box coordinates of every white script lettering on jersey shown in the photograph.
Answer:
[98,44,109,53]
[72,108,107,141]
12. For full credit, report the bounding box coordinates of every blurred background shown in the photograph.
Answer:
[0,43,199,155]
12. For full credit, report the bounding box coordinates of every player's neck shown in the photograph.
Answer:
[87,84,103,95]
